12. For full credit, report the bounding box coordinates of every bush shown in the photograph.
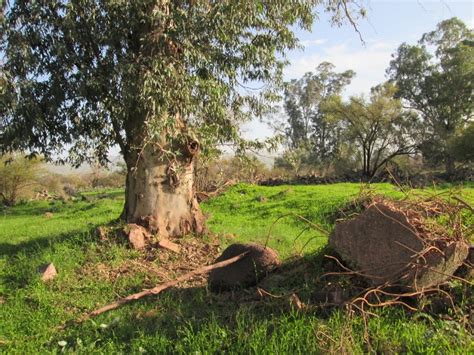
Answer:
[0,153,43,206]
[195,155,269,192]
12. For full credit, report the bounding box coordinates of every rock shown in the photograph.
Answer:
[329,203,469,290]
[62,184,77,197]
[415,240,469,288]
[157,239,181,253]
[96,226,108,241]
[208,243,280,291]
[126,224,149,250]
[38,263,57,281]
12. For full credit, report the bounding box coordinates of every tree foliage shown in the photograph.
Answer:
[449,123,474,164]
[0,0,363,166]
[0,153,43,206]
[387,17,473,175]
[282,62,355,166]
[323,83,419,179]
[1,0,366,229]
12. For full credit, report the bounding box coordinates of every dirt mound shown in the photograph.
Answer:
[329,202,469,291]
[208,243,281,291]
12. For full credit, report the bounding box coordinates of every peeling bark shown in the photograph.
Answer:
[123,140,205,238]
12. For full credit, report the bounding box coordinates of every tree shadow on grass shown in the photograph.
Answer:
[57,248,351,352]
[0,198,123,257]
[0,228,108,294]
[0,225,101,257]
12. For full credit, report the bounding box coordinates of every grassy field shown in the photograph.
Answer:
[0,183,473,353]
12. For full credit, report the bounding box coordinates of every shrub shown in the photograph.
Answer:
[195,155,269,192]
[0,153,43,206]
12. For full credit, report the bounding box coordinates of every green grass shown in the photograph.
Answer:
[0,183,473,353]
[202,183,405,258]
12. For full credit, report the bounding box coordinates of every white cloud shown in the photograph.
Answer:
[284,40,398,97]
[300,38,327,47]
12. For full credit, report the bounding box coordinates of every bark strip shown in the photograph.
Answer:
[88,252,249,317]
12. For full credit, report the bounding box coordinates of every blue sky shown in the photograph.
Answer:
[242,0,474,140]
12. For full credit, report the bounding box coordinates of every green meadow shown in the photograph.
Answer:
[1,183,473,353]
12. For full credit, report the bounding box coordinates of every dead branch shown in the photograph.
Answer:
[87,251,249,318]
[452,196,474,213]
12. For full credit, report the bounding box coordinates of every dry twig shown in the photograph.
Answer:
[86,252,249,318]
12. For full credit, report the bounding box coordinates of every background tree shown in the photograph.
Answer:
[449,123,474,164]
[0,1,364,236]
[282,62,355,171]
[0,153,43,206]
[323,83,419,179]
[387,17,473,177]
[273,147,309,175]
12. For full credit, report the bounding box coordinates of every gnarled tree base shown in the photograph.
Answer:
[123,142,206,238]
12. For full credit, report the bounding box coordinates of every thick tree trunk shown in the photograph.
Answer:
[122,141,205,238]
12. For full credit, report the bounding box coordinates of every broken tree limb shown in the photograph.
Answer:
[87,251,249,318]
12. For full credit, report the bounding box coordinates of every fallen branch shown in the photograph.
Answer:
[452,196,474,213]
[87,251,249,318]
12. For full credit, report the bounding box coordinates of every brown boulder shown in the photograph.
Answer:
[208,243,280,291]
[329,203,469,290]
[456,245,474,279]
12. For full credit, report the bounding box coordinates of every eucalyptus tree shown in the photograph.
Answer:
[0,1,363,236]
[388,18,473,176]
[323,83,419,179]
[283,62,354,167]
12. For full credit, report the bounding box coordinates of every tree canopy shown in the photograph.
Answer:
[323,83,419,179]
[387,17,473,175]
[449,123,474,164]
[0,153,43,206]
[283,61,355,166]
[0,0,363,165]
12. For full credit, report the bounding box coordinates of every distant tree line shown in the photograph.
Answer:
[276,18,473,180]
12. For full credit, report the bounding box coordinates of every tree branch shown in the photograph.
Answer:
[86,251,249,318]
[339,0,365,45]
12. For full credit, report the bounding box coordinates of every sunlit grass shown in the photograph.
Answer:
[0,183,472,353]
